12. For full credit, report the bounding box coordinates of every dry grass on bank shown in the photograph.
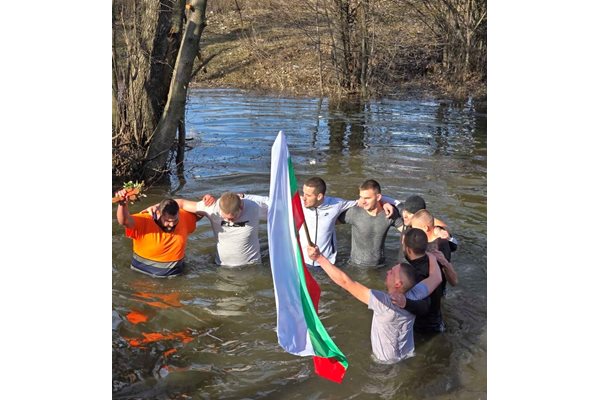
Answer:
[194,4,486,99]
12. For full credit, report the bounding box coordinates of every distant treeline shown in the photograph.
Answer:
[204,0,486,96]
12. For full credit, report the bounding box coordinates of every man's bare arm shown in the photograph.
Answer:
[421,252,443,294]
[143,197,209,218]
[115,189,135,229]
[429,249,458,286]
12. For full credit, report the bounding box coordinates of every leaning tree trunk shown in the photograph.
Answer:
[112,0,186,180]
[143,0,208,182]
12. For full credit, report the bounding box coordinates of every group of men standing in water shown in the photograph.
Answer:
[114,176,459,363]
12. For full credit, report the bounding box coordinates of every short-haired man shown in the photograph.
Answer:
[307,243,442,363]
[116,191,201,277]
[155,192,269,267]
[411,209,458,286]
[338,179,403,268]
[399,195,427,231]
[401,228,448,333]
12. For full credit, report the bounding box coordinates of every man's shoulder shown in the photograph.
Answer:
[407,256,429,278]
[431,237,448,246]
[240,199,262,218]
[429,238,451,255]
[180,209,197,216]
[369,289,391,308]
[197,199,219,213]
[370,289,388,300]
[131,213,153,226]
[345,205,362,216]
[128,213,155,235]
[243,198,261,209]
[321,196,339,207]
[323,196,354,207]
[180,209,199,223]
[436,237,451,250]
[132,212,153,220]
[370,290,412,317]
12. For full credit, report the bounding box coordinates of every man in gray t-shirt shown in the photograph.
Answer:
[338,179,403,268]
[307,244,442,363]
[369,285,428,362]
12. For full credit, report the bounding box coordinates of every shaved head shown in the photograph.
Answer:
[411,209,434,230]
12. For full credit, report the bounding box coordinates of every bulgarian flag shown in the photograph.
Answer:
[267,131,348,383]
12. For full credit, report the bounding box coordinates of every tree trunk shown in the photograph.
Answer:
[143,0,208,182]
[316,0,324,96]
[358,0,370,97]
[112,0,186,180]
[176,119,186,171]
[336,0,352,90]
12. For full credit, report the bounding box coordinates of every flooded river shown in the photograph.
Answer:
[112,88,487,399]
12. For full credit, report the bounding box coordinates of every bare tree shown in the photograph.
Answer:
[269,0,376,95]
[143,0,208,182]
[399,0,487,83]
[112,0,209,183]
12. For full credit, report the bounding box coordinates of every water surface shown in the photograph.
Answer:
[112,88,487,399]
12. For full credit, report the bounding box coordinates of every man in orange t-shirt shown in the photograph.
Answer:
[116,190,201,277]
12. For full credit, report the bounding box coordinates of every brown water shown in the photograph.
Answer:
[112,89,487,399]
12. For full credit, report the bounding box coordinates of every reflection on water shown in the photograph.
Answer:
[113,88,487,398]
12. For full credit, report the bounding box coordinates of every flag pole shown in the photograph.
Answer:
[302,221,315,247]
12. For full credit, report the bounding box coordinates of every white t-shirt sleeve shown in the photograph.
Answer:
[196,200,217,215]
[245,194,270,219]
[368,290,391,313]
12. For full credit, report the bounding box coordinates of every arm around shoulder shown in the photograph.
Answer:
[174,198,201,214]
[420,253,443,295]
[442,262,459,286]
[245,194,270,219]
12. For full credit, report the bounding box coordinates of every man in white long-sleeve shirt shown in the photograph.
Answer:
[246,177,401,267]
[195,192,269,266]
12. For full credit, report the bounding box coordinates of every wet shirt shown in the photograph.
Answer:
[338,206,403,267]
[408,254,445,333]
[299,196,357,267]
[126,211,198,262]
[428,238,451,262]
[197,196,268,267]
[368,283,429,363]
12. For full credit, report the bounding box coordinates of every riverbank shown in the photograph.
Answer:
[193,6,486,100]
